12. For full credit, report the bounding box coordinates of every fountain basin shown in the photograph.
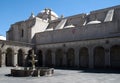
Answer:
[11,67,54,77]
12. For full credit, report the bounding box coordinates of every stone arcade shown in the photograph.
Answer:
[1,5,120,69]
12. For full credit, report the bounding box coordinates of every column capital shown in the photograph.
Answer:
[74,47,80,51]
[14,52,18,55]
[51,48,56,52]
[88,46,94,50]
[2,51,6,54]
[1,49,6,54]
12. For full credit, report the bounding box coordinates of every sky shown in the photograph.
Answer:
[0,0,120,37]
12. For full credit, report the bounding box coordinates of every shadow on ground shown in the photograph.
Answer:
[54,67,120,74]
[80,69,120,74]
[5,74,12,77]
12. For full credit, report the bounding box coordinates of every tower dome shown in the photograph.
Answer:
[40,8,58,18]
[37,8,59,21]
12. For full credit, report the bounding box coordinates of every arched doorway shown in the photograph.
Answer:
[18,49,24,66]
[67,48,75,67]
[0,50,2,67]
[36,50,43,67]
[55,49,64,67]
[45,49,52,67]
[79,47,89,68]
[94,47,105,68]
[110,45,120,68]
[6,48,14,66]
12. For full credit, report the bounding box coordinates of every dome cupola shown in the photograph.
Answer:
[37,8,59,21]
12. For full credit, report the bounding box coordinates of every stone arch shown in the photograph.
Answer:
[79,47,89,68]
[6,48,14,66]
[94,46,105,68]
[36,50,43,67]
[110,45,120,68]
[66,48,75,67]
[0,50,2,67]
[45,49,52,67]
[18,49,25,66]
[55,49,64,67]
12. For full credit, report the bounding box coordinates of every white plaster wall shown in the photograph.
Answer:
[31,17,49,42]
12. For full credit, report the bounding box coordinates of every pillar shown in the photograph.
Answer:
[42,49,46,67]
[88,47,94,68]
[105,47,110,68]
[74,48,79,67]
[13,52,18,66]
[24,51,28,67]
[52,49,55,67]
[1,52,6,67]
[63,48,67,67]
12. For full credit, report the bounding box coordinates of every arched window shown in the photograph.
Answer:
[21,29,24,37]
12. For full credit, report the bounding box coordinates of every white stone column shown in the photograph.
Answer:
[13,52,18,67]
[1,52,6,67]
[23,52,28,67]
[88,47,94,68]
[52,49,55,67]
[105,47,110,68]
[74,48,79,67]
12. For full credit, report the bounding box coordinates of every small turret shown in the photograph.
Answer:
[29,12,35,20]
[60,14,64,18]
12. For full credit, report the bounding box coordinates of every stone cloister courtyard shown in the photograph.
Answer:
[1,4,120,83]
[0,67,120,83]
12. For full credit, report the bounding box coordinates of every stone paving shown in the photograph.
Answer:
[0,67,120,83]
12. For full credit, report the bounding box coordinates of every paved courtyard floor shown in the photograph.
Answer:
[0,67,120,83]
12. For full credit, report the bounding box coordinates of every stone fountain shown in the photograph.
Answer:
[29,50,38,70]
[10,49,54,77]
